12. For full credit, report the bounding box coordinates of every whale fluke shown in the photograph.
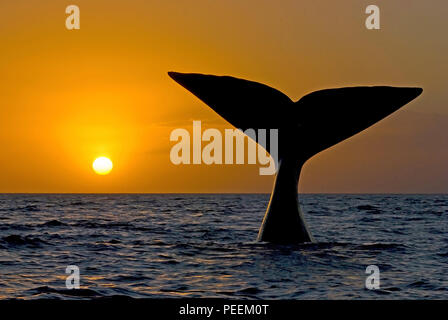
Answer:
[168,71,423,243]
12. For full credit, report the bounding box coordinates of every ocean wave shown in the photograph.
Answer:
[1,234,49,247]
[356,204,380,211]
[40,220,67,227]
[355,243,406,251]
[27,286,101,298]
[11,205,40,212]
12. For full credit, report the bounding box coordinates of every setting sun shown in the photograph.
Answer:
[92,157,113,175]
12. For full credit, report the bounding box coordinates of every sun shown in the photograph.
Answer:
[92,157,113,175]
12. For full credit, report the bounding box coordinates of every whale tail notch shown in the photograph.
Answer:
[168,71,423,243]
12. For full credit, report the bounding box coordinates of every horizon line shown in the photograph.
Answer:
[0,192,447,195]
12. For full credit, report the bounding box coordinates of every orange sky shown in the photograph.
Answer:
[0,0,447,193]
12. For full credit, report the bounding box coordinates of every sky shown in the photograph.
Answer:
[0,0,447,193]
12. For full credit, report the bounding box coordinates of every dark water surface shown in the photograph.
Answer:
[1,194,448,299]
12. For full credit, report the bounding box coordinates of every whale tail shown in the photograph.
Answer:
[168,71,423,243]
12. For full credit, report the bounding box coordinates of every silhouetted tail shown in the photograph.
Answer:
[168,71,423,243]
[169,71,422,162]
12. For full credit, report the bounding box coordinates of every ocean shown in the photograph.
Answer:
[1,194,447,299]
